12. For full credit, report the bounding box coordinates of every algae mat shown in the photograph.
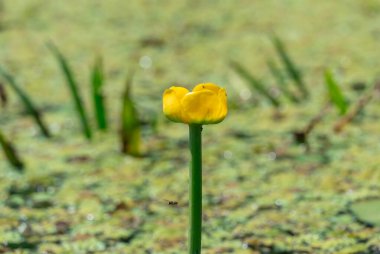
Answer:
[1,1,380,253]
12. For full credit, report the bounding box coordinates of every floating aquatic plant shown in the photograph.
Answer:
[91,56,108,130]
[230,61,280,108]
[163,83,227,254]
[120,73,141,156]
[0,66,51,138]
[350,198,380,227]
[324,69,348,115]
[48,43,92,140]
[0,128,24,170]
[271,35,309,98]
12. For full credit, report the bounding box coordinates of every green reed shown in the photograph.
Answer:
[271,36,309,99]
[230,61,280,108]
[0,82,7,107]
[267,59,300,103]
[48,43,92,140]
[0,128,24,170]
[120,73,141,156]
[325,69,348,115]
[0,67,51,138]
[91,56,108,130]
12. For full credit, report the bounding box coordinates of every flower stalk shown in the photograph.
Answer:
[162,82,227,254]
[189,124,202,254]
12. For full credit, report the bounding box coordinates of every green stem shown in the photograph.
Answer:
[0,128,24,170]
[189,124,202,254]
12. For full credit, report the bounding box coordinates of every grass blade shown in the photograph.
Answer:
[91,56,107,130]
[0,128,24,170]
[48,42,92,140]
[271,35,309,98]
[267,60,300,103]
[0,67,51,137]
[230,61,280,108]
[325,69,348,115]
[120,73,141,156]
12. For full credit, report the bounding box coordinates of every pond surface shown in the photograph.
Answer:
[1,1,380,253]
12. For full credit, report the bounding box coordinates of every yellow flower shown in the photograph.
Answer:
[163,83,227,124]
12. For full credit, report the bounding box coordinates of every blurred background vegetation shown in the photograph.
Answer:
[1,0,380,253]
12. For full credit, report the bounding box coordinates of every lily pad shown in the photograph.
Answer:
[350,198,380,226]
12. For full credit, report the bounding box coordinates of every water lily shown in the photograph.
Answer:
[163,82,227,254]
[163,83,227,124]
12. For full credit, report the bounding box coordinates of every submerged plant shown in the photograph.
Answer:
[48,43,92,140]
[0,128,24,170]
[91,56,108,130]
[163,83,227,254]
[120,74,141,156]
[0,66,51,138]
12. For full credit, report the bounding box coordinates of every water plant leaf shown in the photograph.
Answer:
[0,128,24,170]
[47,42,92,140]
[0,66,51,137]
[271,35,308,98]
[0,82,7,107]
[120,73,141,156]
[324,69,348,115]
[230,61,280,108]
[267,60,300,103]
[350,198,380,226]
[91,56,107,130]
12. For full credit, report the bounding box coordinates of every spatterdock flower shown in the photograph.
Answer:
[163,83,227,124]
[163,82,227,253]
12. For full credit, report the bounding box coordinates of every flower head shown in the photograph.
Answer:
[163,83,227,124]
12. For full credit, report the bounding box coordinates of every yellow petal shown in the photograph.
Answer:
[162,86,189,123]
[193,82,221,93]
[216,88,228,120]
[182,89,227,124]
[191,83,228,124]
